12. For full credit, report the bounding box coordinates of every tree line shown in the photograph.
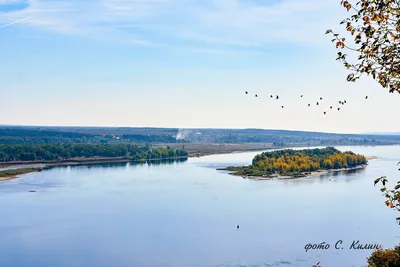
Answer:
[2,128,400,146]
[251,147,367,174]
[0,144,188,162]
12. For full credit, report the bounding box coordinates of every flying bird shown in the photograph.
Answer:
[323,112,326,115]
[344,100,347,104]
[237,225,240,229]
[308,104,311,107]
[255,94,258,97]
[276,95,279,99]
[301,95,303,97]
[338,107,341,111]
[366,96,368,99]
[316,102,319,105]
[330,106,333,109]
[281,106,284,108]
[245,91,248,94]
[339,101,342,104]
[270,95,273,98]
[320,97,323,100]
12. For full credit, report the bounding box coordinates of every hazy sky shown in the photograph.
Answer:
[1,0,399,133]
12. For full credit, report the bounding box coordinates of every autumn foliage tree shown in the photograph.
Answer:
[367,244,400,266]
[326,0,400,94]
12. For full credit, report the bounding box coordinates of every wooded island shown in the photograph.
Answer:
[219,147,368,178]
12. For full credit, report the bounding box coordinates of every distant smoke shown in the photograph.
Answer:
[176,129,189,140]
[175,129,201,140]
[176,131,185,140]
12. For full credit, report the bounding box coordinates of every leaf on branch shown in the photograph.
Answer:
[374,178,381,186]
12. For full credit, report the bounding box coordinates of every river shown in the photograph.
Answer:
[0,146,399,267]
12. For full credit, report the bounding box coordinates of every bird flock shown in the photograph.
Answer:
[244,91,369,115]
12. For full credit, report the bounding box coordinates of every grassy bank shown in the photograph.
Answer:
[0,168,44,181]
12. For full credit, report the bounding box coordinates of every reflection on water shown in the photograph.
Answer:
[0,146,399,267]
[0,158,188,172]
[147,157,188,165]
[52,157,188,170]
[317,167,367,182]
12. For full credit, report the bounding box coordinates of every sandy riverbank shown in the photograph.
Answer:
[0,176,17,182]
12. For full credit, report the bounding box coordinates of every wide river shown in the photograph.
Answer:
[0,146,399,267]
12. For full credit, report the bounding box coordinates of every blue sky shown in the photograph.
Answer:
[0,0,399,133]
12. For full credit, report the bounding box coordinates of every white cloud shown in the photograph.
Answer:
[0,0,346,48]
[0,15,32,28]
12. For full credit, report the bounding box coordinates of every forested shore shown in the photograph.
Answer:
[0,144,188,163]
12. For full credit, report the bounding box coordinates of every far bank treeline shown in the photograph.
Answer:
[0,144,188,162]
[222,147,367,177]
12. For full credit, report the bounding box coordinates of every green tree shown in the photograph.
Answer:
[0,144,188,163]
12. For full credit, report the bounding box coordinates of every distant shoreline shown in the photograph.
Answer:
[157,143,394,158]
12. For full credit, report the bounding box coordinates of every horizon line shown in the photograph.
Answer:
[0,124,399,136]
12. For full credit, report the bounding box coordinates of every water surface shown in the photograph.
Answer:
[0,146,399,267]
